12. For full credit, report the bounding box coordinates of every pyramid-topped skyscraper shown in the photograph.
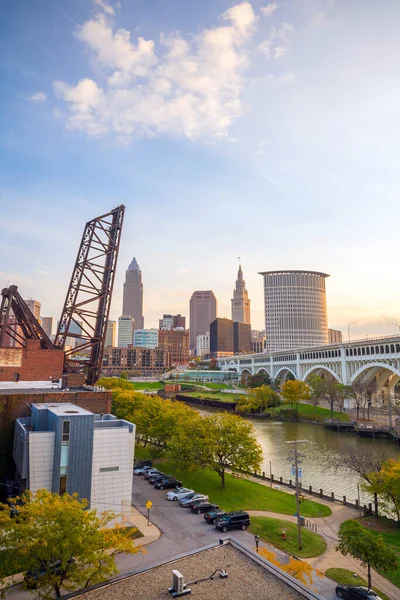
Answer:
[231,263,251,325]
[122,257,144,329]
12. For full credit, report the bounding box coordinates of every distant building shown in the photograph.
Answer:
[13,402,135,516]
[159,314,186,330]
[118,316,135,348]
[0,339,63,387]
[105,320,117,347]
[231,264,251,325]
[251,330,266,353]
[103,347,168,376]
[122,257,144,329]
[24,299,41,321]
[2,313,22,348]
[210,318,234,357]
[233,322,252,354]
[259,270,329,352]
[56,319,84,349]
[190,291,217,352]
[158,329,190,366]
[133,329,159,349]
[196,332,210,357]
[41,317,53,338]
[328,328,343,344]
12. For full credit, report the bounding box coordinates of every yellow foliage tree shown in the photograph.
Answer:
[258,547,315,586]
[281,380,310,409]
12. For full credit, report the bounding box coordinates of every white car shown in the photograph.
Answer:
[133,465,153,475]
[166,487,194,501]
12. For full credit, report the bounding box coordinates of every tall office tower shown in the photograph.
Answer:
[25,299,41,321]
[105,320,117,347]
[133,329,159,349]
[159,314,186,330]
[41,317,53,337]
[231,264,251,325]
[122,257,144,329]
[210,318,234,357]
[118,315,135,348]
[158,329,190,366]
[328,328,343,344]
[189,291,217,351]
[259,270,329,352]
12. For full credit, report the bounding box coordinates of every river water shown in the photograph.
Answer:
[250,420,399,506]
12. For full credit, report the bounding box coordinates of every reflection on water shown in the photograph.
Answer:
[250,420,399,505]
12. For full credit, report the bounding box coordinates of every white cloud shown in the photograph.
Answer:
[309,12,328,29]
[257,40,271,57]
[29,92,47,102]
[54,3,260,142]
[92,0,115,16]
[274,45,287,58]
[272,22,293,42]
[261,3,279,18]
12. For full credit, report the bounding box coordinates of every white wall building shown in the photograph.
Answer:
[196,332,210,357]
[118,315,135,347]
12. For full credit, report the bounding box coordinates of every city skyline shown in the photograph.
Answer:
[2,0,400,338]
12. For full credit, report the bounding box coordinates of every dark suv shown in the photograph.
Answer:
[214,511,250,532]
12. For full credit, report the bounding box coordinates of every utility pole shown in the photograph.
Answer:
[286,440,307,552]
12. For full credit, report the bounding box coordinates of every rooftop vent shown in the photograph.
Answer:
[64,410,79,414]
[169,570,191,597]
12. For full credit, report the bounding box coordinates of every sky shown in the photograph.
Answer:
[1,0,400,339]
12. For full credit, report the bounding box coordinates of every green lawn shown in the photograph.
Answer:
[325,568,390,600]
[135,445,164,461]
[340,519,400,588]
[129,381,164,390]
[182,391,241,402]
[159,460,331,517]
[297,403,350,422]
[249,516,327,558]
[116,525,144,540]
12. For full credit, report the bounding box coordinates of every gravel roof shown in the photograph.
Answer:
[68,541,319,600]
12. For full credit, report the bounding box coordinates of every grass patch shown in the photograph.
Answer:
[160,460,331,517]
[129,381,164,390]
[325,568,391,600]
[116,525,144,540]
[134,444,163,462]
[341,518,400,588]
[182,391,241,402]
[249,516,327,558]
[297,403,350,422]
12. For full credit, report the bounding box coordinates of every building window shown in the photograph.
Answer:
[59,475,67,495]
[99,466,120,472]
[62,420,70,443]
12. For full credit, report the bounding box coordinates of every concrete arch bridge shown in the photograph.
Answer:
[217,335,400,407]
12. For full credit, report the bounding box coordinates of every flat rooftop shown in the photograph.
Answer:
[0,387,99,395]
[65,540,322,600]
[33,403,93,417]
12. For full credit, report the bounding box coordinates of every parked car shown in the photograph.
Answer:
[335,586,383,600]
[179,493,209,507]
[166,488,194,501]
[148,473,168,484]
[214,511,250,532]
[204,509,227,524]
[133,465,154,475]
[134,459,152,469]
[144,469,162,480]
[190,502,219,515]
[154,478,182,490]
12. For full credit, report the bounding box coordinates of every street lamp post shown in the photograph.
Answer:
[391,323,400,334]
[348,322,356,342]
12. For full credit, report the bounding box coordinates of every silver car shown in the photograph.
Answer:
[166,487,194,501]
[179,493,209,507]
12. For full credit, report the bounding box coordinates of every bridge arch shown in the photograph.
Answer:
[240,368,252,377]
[255,367,271,377]
[349,362,400,385]
[302,365,342,383]
[227,361,238,372]
[275,367,297,381]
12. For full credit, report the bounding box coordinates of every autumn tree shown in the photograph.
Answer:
[327,444,390,517]
[352,380,377,420]
[323,380,353,416]
[362,458,400,521]
[337,520,398,590]
[307,374,326,412]
[0,490,138,599]
[167,412,263,488]
[281,380,310,409]
[245,371,271,389]
[258,548,315,587]
[236,385,281,414]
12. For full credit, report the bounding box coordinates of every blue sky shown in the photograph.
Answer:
[1,0,400,337]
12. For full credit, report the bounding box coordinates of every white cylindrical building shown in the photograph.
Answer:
[259,270,329,352]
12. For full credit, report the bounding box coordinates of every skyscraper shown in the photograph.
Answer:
[189,291,217,351]
[122,257,144,329]
[118,316,135,348]
[231,263,251,325]
[41,317,53,337]
[105,320,117,347]
[259,270,329,352]
[24,299,41,321]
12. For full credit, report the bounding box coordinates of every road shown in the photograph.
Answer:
[5,476,338,599]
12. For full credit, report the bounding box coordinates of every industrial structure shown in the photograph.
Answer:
[0,205,125,387]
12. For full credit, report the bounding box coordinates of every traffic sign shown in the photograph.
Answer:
[146,500,153,510]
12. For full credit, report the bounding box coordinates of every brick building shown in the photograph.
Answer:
[102,346,168,375]
[158,329,190,366]
[0,340,64,385]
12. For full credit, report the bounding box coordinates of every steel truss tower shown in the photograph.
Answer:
[54,205,125,384]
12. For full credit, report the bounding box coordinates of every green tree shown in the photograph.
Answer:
[0,490,138,599]
[245,371,271,389]
[281,380,310,409]
[352,380,377,420]
[167,412,263,488]
[337,520,398,590]
[236,386,281,414]
[119,371,128,379]
[307,374,326,412]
